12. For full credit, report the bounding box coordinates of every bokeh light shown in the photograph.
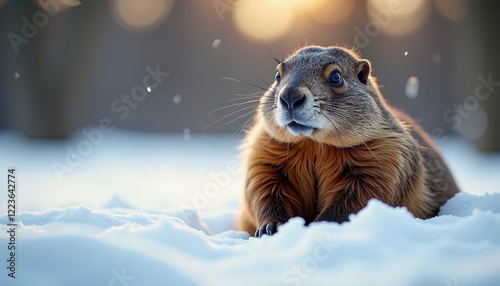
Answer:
[434,0,468,22]
[405,76,419,99]
[36,0,81,11]
[289,0,328,15]
[212,39,222,49]
[367,0,431,36]
[310,0,355,25]
[456,105,489,139]
[233,0,295,41]
[112,0,174,32]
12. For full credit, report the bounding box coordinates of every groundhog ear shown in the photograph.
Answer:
[356,60,371,85]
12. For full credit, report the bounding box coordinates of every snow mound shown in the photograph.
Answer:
[1,193,500,286]
[439,192,500,216]
[0,205,155,228]
[103,195,135,209]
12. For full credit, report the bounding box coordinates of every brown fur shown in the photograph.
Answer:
[237,46,460,236]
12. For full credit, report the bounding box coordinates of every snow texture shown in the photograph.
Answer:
[0,129,499,286]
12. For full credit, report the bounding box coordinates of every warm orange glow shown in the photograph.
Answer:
[367,0,430,36]
[289,0,328,15]
[233,0,295,41]
[112,0,174,32]
[311,0,355,25]
[434,0,467,22]
[36,0,81,11]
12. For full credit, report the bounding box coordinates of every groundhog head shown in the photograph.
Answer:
[259,46,387,147]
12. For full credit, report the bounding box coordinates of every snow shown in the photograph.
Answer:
[212,39,222,49]
[405,76,419,99]
[173,94,183,104]
[0,129,500,286]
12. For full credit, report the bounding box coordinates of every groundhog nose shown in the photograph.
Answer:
[280,87,306,110]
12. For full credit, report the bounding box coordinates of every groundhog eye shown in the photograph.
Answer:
[275,71,281,84]
[329,71,343,87]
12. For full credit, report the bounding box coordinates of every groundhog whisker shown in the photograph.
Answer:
[234,108,265,136]
[234,115,258,137]
[257,77,274,92]
[230,100,259,115]
[229,91,265,96]
[204,104,257,132]
[221,77,272,93]
[226,93,264,103]
[225,106,259,125]
[234,106,275,137]
[219,104,258,123]
[205,100,261,117]
[262,41,282,64]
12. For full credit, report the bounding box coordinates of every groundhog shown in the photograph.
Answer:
[237,45,460,237]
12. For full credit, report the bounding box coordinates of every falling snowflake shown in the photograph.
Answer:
[404,51,409,56]
[212,39,222,49]
[405,76,419,99]
[173,94,182,104]
[147,87,151,93]
[14,72,20,78]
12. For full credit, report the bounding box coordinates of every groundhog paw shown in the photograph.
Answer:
[255,222,284,237]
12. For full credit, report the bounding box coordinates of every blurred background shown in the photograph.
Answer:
[0,0,499,151]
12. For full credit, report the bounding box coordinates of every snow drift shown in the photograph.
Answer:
[0,130,499,286]
[1,193,500,286]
